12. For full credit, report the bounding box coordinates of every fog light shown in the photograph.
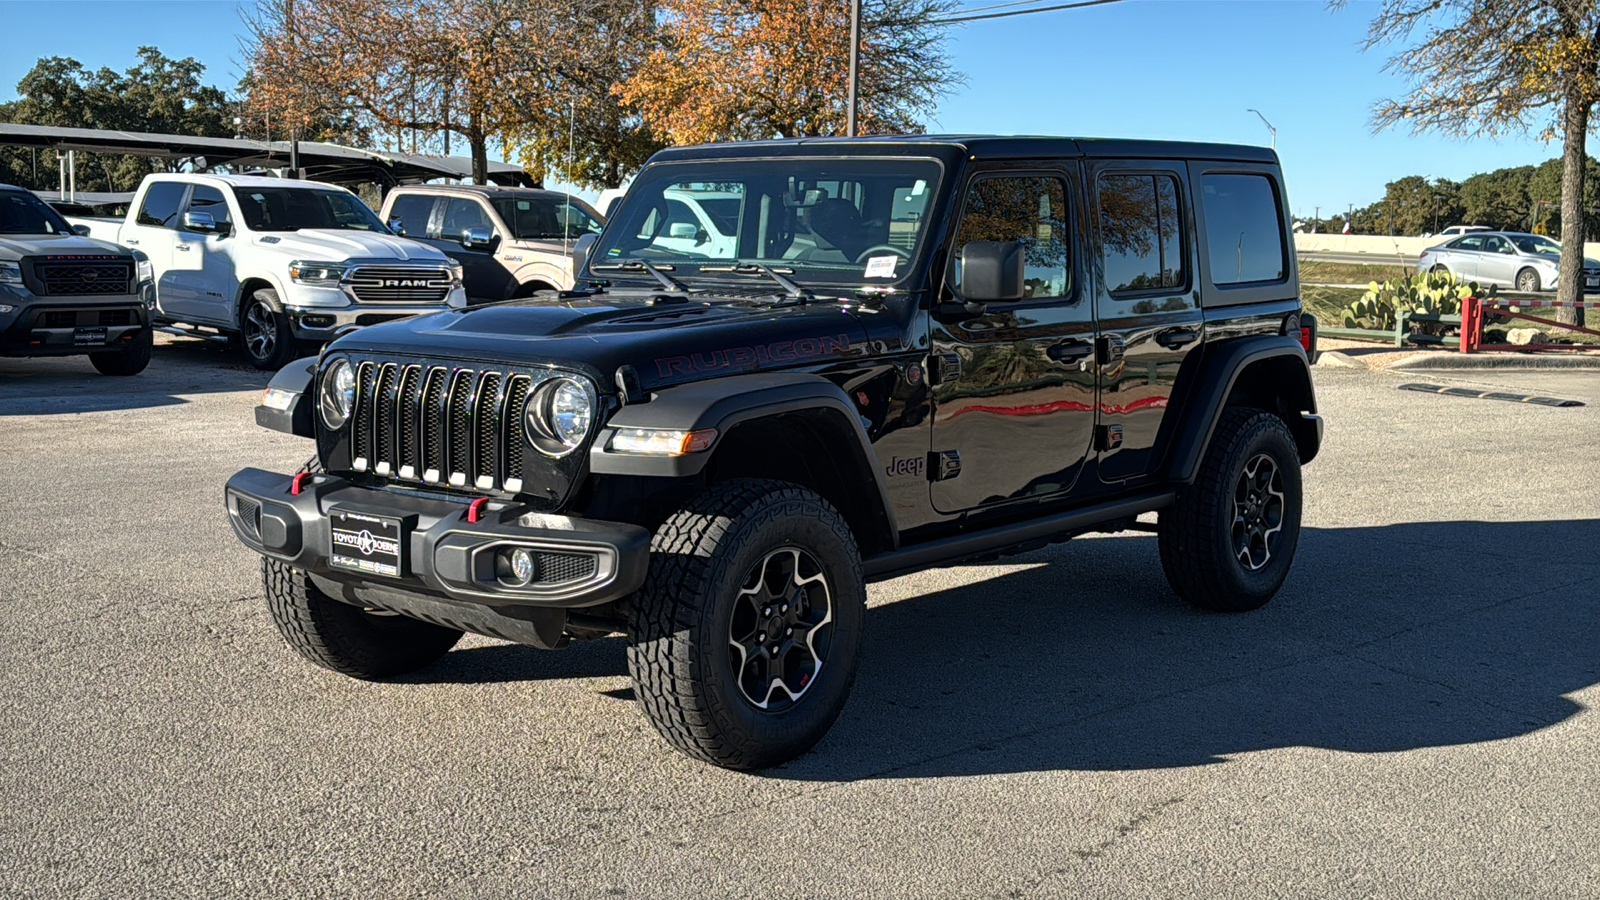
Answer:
[300,314,336,329]
[499,547,537,586]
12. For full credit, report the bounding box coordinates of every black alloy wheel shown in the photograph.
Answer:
[727,547,835,711]
[1231,453,1286,571]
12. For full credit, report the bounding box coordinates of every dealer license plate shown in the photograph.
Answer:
[328,510,405,578]
[73,326,107,346]
[1586,277,1598,288]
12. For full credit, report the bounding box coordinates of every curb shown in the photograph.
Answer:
[1386,352,1600,370]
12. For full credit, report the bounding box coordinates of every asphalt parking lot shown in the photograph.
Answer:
[2,339,1598,899]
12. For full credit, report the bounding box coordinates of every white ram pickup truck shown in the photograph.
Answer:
[69,174,466,369]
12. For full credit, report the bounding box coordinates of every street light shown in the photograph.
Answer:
[1246,109,1276,150]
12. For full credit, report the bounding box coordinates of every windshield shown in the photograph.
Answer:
[492,196,604,240]
[231,187,388,233]
[1515,235,1561,254]
[591,157,943,286]
[0,190,75,235]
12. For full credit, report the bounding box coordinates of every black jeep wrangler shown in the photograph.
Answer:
[226,136,1320,770]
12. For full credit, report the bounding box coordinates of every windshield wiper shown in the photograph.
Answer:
[590,258,692,293]
[700,262,815,301]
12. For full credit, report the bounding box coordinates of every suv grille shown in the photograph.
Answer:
[345,265,453,304]
[350,362,534,493]
[36,260,134,296]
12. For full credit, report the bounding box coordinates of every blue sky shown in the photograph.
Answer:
[0,0,1570,216]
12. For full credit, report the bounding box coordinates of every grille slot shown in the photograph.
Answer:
[98,309,132,326]
[233,496,262,541]
[503,376,531,492]
[372,363,401,475]
[42,311,77,328]
[35,261,134,296]
[395,365,423,479]
[419,367,447,482]
[345,265,453,304]
[533,552,597,585]
[447,370,475,486]
[353,362,378,470]
[474,373,504,491]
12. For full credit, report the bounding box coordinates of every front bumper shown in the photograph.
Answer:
[284,290,464,341]
[223,467,650,610]
[0,294,150,357]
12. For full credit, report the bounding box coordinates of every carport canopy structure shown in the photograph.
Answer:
[0,123,534,188]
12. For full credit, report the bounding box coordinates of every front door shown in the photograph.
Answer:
[164,184,238,324]
[1090,162,1204,482]
[929,169,1097,514]
[1478,234,1518,286]
[122,181,188,320]
[434,196,515,301]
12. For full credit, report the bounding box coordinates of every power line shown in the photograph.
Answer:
[932,0,1128,25]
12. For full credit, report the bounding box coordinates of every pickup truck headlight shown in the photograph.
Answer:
[289,260,351,285]
[136,259,154,283]
[525,376,595,456]
[449,262,465,285]
[318,359,356,429]
[0,262,21,285]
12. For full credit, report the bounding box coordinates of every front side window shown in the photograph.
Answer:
[1200,173,1286,285]
[136,182,188,228]
[493,196,604,240]
[185,185,232,230]
[950,175,1070,299]
[592,157,942,286]
[232,187,387,232]
[1099,173,1185,293]
[440,197,494,239]
[0,190,73,235]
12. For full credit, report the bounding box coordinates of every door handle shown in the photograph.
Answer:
[124,238,139,245]
[1155,327,1199,349]
[1047,340,1093,363]
[175,244,193,252]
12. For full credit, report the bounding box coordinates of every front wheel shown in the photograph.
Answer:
[1158,409,1303,612]
[89,327,152,376]
[626,479,865,770]
[240,289,297,370]
[1515,267,1542,293]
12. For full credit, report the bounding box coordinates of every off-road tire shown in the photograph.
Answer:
[89,327,152,376]
[240,288,297,370]
[1159,408,1302,612]
[1516,267,1541,293]
[262,558,462,679]
[626,478,865,770]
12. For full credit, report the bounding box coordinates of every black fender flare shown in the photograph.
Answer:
[589,371,897,536]
[254,357,316,437]
[1162,335,1321,483]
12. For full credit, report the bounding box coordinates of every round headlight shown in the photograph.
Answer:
[525,376,594,456]
[319,359,356,429]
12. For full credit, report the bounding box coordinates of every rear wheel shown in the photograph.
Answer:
[1515,267,1542,293]
[262,558,462,679]
[626,479,865,770]
[1159,408,1302,612]
[89,327,152,376]
[240,289,297,370]
[1430,264,1450,276]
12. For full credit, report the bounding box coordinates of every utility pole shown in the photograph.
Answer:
[1247,108,1276,150]
[1313,205,1319,234]
[846,0,860,137]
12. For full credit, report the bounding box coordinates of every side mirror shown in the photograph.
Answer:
[72,224,91,237]
[668,222,698,240]
[387,217,406,236]
[956,240,1025,302]
[182,210,219,233]
[462,227,497,251]
[571,232,599,281]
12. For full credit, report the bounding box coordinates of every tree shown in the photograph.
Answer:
[0,49,232,192]
[1342,0,1597,323]
[617,0,960,144]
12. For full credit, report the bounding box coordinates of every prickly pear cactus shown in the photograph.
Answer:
[1339,270,1495,332]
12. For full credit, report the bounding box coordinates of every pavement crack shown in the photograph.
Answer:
[999,796,1185,898]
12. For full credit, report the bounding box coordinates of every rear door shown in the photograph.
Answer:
[121,181,188,318]
[1090,162,1203,482]
[1445,235,1485,279]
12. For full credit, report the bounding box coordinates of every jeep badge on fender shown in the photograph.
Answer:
[225,135,1321,771]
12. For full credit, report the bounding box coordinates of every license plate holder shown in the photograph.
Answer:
[73,326,107,346]
[328,508,407,578]
[1586,277,1598,288]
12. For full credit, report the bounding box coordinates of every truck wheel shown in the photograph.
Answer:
[261,558,462,679]
[240,289,296,370]
[89,327,152,376]
[626,479,865,770]
[1158,408,1302,612]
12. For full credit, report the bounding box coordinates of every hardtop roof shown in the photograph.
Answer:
[647,134,1279,165]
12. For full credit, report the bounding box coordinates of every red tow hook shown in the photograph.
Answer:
[466,497,489,524]
[290,472,312,495]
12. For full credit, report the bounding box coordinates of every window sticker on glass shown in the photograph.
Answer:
[909,180,927,197]
[864,255,899,278]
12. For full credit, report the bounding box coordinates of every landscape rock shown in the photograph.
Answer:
[1507,328,1550,345]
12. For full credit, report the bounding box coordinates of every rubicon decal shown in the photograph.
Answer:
[654,334,853,377]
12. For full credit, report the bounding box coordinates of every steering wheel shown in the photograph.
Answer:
[854,244,911,265]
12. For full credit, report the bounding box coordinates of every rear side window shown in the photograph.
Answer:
[1200,174,1286,285]
[1098,173,1184,293]
[387,194,435,237]
[1450,235,1484,251]
[136,182,188,228]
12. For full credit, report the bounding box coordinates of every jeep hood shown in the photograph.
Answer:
[329,292,874,390]
[250,229,449,263]
[0,233,130,258]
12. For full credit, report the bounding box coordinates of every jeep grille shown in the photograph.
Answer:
[35,260,134,296]
[345,265,453,304]
[349,361,534,493]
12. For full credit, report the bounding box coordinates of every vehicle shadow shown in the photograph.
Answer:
[0,335,280,415]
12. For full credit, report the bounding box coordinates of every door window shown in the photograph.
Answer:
[185,185,232,231]
[950,175,1071,299]
[1099,173,1185,293]
[1483,235,1514,255]
[135,182,188,228]
[441,197,494,240]
[386,194,435,237]
[1199,173,1286,285]
[1450,235,1485,251]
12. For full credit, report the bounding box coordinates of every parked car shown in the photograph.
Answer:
[226,135,1321,770]
[68,174,466,369]
[0,183,153,374]
[1434,224,1492,238]
[380,185,603,301]
[1416,230,1600,293]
